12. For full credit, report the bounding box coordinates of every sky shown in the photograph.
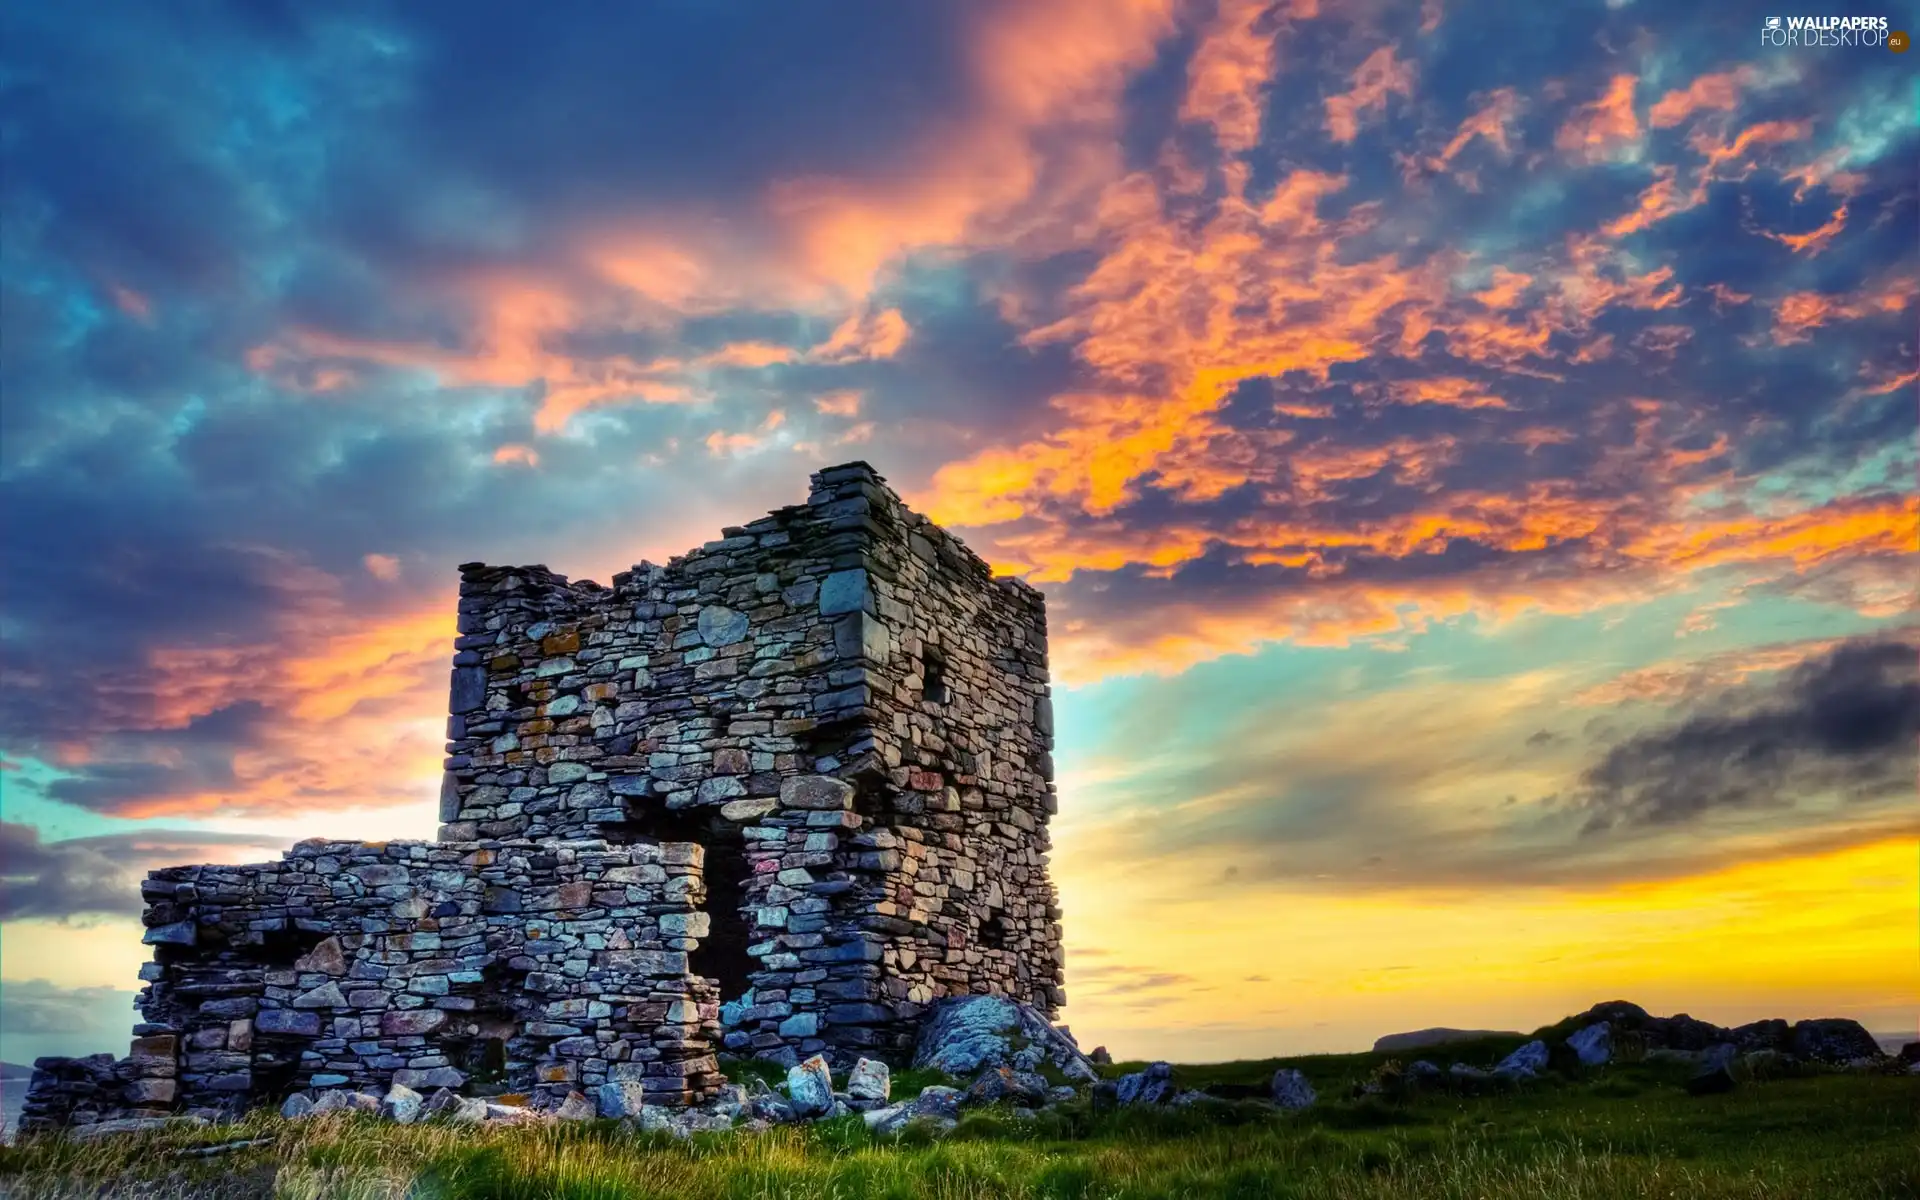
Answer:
[1,0,1915,1067]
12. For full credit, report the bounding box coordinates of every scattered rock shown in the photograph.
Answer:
[1112,1061,1176,1106]
[597,1081,647,1120]
[1270,1068,1316,1110]
[69,1116,210,1141]
[864,1085,963,1136]
[279,1094,314,1119]
[1089,1046,1112,1066]
[1567,1022,1611,1067]
[786,1055,835,1118]
[447,1096,490,1125]
[380,1084,423,1125]
[553,1091,596,1121]
[1406,1060,1442,1083]
[1685,1043,1747,1096]
[1448,1063,1491,1089]
[909,1085,963,1122]
[1494,1040,1549,1080]
[846,1058,890,1107]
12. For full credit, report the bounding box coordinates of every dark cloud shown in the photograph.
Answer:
[0,821,289,921]
[1576,636,1920,833]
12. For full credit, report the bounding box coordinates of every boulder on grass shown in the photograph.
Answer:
[846,1058,890,1108]
[1567,1023,1611,1067]
[1790,1019,1883,1064]
[597,1081,646,1120]
[913,994,1098,1083]
[786,1055,835,1118]
[1270,1069,1316,1110]
[1493,1040,1549,1080]
[553,1091,597,1121]
[1112,1061,1176,1106]
[1685,1043,1746,1096]
[380,1084,423,1125]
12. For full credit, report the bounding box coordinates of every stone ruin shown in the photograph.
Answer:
[21,461,1065,1132]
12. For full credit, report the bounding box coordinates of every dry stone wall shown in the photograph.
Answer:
[126,837,723,1115]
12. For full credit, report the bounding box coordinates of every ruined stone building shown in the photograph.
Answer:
[22,462,1065,1128]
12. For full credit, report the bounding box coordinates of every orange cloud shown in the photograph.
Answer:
[1762,203,1847,256]
[813,390,864,416]
[1182,0,1286,153]
[1386,377,1507,409]
[1773,276,1915,343]
[1437,88,1521,168]
[1324,45,1415,144]
[362,554,401,582]
[1648,67,1755,128]
[1554,74,1640,162]
[808,308,911,363]
[493,443,540,467]
[705,409,787,457]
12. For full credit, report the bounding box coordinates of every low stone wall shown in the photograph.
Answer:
[128,836,723,1113]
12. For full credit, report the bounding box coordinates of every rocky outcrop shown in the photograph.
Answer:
[912,995,1097,1082]
[1559,1002,1886,1066]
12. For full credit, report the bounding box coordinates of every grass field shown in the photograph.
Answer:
[3,1050,1914,1199]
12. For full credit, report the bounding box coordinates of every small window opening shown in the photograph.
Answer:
[979,915,1009,950]
[923,650,950,705]
[226,924,329,968]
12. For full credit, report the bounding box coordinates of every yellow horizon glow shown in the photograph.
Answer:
[1056,834,1919,1059]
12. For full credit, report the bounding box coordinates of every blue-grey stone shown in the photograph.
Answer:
[1270,1068,1316,1109]
[438,772,461,821]
[697,776,747,804]
[597,1080,647,1119]
[786,1055,834,1118]
[818,569,872,616]
[698,605,750,647]
[548,761,589,784]
[449,666,487,714]
[833,614,890,664]
[256,1010,322,1037]
[142,920,196,946]
[609,775,652,796]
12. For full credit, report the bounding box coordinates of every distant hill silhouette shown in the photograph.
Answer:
[1373,1027,1523,1053]
[0,1064,33,1081]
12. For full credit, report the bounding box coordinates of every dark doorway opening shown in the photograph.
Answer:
[600,806,755,1003]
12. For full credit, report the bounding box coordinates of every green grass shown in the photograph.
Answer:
[4,1068,1915,1199]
